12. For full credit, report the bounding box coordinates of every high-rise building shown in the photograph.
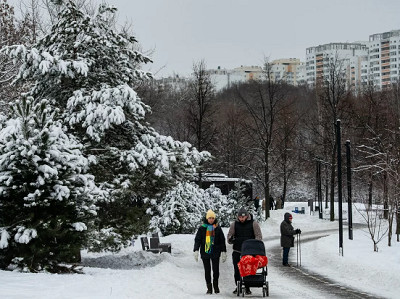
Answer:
[365,29,400,88]
[306,30,400,91]
[305,43,368,89]
[270,58,304,86]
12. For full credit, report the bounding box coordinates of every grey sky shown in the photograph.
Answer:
[10,0,400,77]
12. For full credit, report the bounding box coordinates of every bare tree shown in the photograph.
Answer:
[274,90,302,206]
[212,88,250,178]
[187,60,216,153]
[355,202,388,252]
[236,59,289,219]
[316,53,350,221]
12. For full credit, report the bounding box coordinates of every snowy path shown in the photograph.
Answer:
[125,227,381,299]
[1,205,397,298]
[266,231,383,299]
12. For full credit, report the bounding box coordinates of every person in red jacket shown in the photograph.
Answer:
[193,209,227,294]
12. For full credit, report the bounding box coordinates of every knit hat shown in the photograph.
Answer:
[237,207,249,217]
[206,209,216,219]
[284,212,292,222]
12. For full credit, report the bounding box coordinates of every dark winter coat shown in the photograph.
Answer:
[280,212,295,248]
[227,214,263,252]
[193,218,227,259]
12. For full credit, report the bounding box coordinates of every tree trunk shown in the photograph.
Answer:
[383,171,388,219]
[396,203,400,242]
[325,164,329,209]
[388,211,393,247]
[368,172,373,208]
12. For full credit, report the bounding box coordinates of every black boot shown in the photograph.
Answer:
[206,283,213,294]
[213,280,220,293]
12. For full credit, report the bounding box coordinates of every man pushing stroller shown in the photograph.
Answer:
[227,207,263,295]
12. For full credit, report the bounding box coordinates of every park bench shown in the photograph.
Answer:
[292,207,305,214]
[140,232,171,254]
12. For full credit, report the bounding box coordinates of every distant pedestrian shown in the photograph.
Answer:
[194,209,227,294]
[280,212,301,266]
[269,195,275,210]
[254,196,260,210]
[227,207,262,295]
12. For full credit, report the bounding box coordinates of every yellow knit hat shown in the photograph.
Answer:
[206,209,216,219]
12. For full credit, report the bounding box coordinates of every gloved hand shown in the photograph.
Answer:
[221,251,227,263]
[228,236,235,244]
[295,229,302,234]
[194,251,199,262]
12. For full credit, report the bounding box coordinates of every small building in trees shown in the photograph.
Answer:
[196,173,253,199]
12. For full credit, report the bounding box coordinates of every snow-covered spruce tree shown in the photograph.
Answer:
[203,184,231,227]
[149,182,209,235]
[1,1,210,251]
[150,182,230,235]
[0,97,99,272]
[225,182,255,222]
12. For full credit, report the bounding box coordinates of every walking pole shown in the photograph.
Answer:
[299,233,302,267]
[296,234,299,267]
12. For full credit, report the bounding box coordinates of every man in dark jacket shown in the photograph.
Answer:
[227,207,262,295]
[280,212,301,266]
[194,209,227,294]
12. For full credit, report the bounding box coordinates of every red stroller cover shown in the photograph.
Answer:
[238,255,268,277]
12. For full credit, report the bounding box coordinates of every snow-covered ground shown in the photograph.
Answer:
[1,202,399,299]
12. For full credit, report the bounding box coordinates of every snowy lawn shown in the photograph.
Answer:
[0,202,398,298]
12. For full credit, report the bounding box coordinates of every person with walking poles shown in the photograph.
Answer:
[194,209,227,294]
[227,207,263,295]
[280,212,301,267]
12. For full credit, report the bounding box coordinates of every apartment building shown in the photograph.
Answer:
[305,42,368,89]
[168,29,400,93]
[305,30,400,90]
[270,58,304,86]
[208,65,263,91]
[365,29,400,88]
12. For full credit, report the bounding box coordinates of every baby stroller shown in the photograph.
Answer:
[236,239,269,297]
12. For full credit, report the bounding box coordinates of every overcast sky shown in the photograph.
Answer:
[10,0,400,77]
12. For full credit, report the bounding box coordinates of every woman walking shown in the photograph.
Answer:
[194,209,227,294]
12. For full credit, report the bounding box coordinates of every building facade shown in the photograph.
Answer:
[270,58,304,86]
[208,65,263,91]
[365,30,400,88]
[306,30,400,91]
[305,42,368,89]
